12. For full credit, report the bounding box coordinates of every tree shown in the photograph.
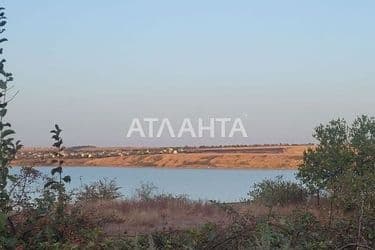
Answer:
[339,115,375,212]
[298,116,374,207]
[297,118,352,204]
[297,115,375,246]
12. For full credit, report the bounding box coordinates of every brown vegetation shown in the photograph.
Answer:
[80,197,230,236]
[72,197,347,237]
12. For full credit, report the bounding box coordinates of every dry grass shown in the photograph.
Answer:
[231,198,344,224]
[79,196,230,236]
[75,195,347,238]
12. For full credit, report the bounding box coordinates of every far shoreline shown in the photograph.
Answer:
[18,165,297,171]
[14,145,310,170]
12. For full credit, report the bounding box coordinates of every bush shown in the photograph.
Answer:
[249,176,308,208]
[134,182,158,201]
[76,178,122,201]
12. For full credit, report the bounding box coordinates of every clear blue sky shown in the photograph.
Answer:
[3,0,375,146]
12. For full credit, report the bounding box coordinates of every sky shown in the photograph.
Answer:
[3,0,375,147]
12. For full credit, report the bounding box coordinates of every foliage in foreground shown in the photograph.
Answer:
[297,115,375,248]
[249,175,307,210]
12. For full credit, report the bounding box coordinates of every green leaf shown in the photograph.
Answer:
[53,139,63,148]
[44,180,58,189]
[16,144,23,150]
[0,122,10,130]
[1,129,15,138]
[55,124,62,132]
[51,134,59,140]
[62,175,71,183]
[51,166,62,176]
[0,108,7,117]
[0,80,6,89]
[7,174,17,182]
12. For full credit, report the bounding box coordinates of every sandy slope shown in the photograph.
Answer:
[86,146,306,169]
[14,146,309,169]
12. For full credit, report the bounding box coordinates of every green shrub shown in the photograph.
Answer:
[249,176,308,208]
[76,178,122,201]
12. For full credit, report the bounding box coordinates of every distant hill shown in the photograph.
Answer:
[66,145,97,151]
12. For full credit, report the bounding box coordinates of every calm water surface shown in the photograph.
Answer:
[15,167,297,202]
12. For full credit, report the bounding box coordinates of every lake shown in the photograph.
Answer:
[13,167,297,202]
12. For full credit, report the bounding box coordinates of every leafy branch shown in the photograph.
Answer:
[44,124,71,190]
[0,6,22,213]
